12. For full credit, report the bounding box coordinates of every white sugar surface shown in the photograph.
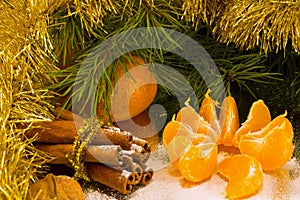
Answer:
[85,144,300,200]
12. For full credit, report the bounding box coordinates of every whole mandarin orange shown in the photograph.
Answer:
[97,55,157,122]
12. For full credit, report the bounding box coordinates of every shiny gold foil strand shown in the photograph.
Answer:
[0,63,52,199]
[0,20,57,122]
[71,0,155,30]
[0,1,62,198]
[181,0,226,27]
[213,0,300,54]
[72,0,119,31]
[0,0,59,85]
[0,1,50,53]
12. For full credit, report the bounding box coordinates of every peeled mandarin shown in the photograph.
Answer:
[239,112,293,140]
[178,140,218,182]
[162,121,194,168]
[239,125,294,171]
[232,99,271,147]
[256,112,293,139]
[218,154,263,199]
[167,135,193,169]
[162,120,193,147]
[176,105,219,143]
[199,89,221,133]
[176,106,211,134]
[218,96,240,146]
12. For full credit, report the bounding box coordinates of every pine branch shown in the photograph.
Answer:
[49,0,189,121]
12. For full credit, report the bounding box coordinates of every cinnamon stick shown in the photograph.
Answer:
[131,163,143,185]
[100,126,133,150]
[25,121,76,143]
[53,108,150,151]
[132,136,150,151]
[86,163,135,194]
[26,121,133,149]
[120,150,149,168]
[130,143,151,164]
[54,107,83,121]
[140,168,154,185]
[36,144,134,168]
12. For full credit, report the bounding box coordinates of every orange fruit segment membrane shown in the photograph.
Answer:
[218,154,263,199]
[176,105,219,143]
[162,120,193,147]
[179,140,218,182]
[199,89,221,133]
[176,106,209,133]
[218,96,240,146]
[232,100,271,147]
[238,112,293,140]
[162,120,194,168]
[167,135,193,169]
[238,114,294,171]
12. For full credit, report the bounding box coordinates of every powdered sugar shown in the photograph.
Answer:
[85,144,300,200]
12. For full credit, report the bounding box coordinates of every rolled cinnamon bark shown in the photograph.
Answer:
[36,144,126,167]
[25,121,133,149]
[140,168,154,185]
[86,163,135,194]
[100,126,133,150]
[131,143,151,163]
[132,136,149,152]
[54,107,83,121]
[121,149,150,167]
[25,121,76,143]
[131,163,143,185]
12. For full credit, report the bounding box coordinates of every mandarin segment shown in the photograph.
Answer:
[239,125,294,171]
[167,135,193,169]
[199,89,221,133]
[257,112,293,139]
[176,106,211,134]
[233,100,271,147]
[218,96,240,146]
[238,112,293,140]
[178,143,218,182]
[162,120,193,147]
[218,154,263,199]
[176,105,219,143]
[162,120,194,168]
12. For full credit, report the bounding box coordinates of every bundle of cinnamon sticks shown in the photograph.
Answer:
[25,108,154,194]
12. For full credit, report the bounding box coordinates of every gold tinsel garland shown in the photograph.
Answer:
[0,1,58,199]
[213,0,300,54]
[182,0,226,27]
[182,0,300,53]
